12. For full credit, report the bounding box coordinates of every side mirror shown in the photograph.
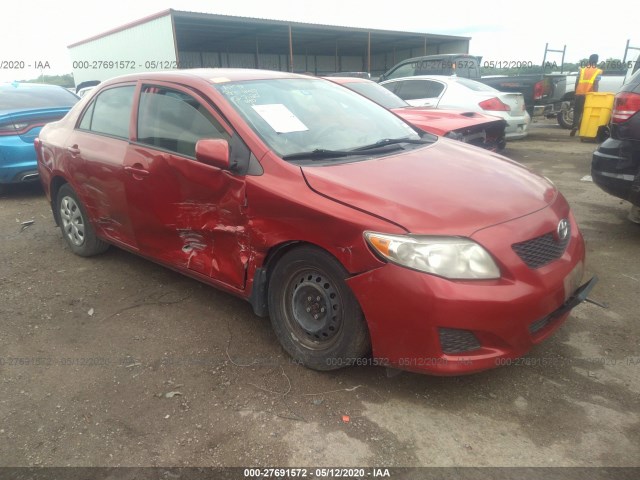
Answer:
[195,138,230,170]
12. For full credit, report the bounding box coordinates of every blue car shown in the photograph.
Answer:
[0,82,78,185]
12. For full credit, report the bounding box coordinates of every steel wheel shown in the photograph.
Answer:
[557,108,574,129]
[286,268,343,349]
[60,195,85,246]
[268,246,370,370]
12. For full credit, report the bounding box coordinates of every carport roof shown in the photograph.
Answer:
[68,9,470,56]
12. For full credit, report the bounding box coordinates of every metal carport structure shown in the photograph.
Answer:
[69,9,470,85]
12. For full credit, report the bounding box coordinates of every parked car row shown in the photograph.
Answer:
[379,75,529,140]
[326,76,507,151]
[377,53,566,120]
[0,69,529,189]
[34,68,595,376]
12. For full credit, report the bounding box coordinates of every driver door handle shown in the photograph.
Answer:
[124,165,150,178]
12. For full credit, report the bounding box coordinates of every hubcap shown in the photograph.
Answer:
[59,196,85,246]
[288,270,341,348]
[564,109,574,123]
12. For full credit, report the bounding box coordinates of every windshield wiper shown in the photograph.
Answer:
[353,137,431,151]
[282,148,376,161]
[281,137,432,161]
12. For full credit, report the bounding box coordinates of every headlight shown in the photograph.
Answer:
[364,232,500,280]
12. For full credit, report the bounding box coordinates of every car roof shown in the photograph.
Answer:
[382,75,479,85]
[102,68,310,87]
[323,76,373,85]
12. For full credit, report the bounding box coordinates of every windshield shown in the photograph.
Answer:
[343,81,409,109]
[0,84,78,110]
[215,78,420,158]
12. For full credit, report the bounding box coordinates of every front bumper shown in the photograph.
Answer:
[591,137,640,206]
[504,113,530,140]
[347,203,588,375]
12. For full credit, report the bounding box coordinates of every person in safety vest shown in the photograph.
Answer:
[570,53,603,136]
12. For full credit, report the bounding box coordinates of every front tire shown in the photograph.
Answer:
[56,184,109,257]
[267,246,370,371]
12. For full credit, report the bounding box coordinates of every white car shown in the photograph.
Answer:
[380,75,530,140]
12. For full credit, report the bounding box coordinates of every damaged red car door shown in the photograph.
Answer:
[123,83,248,289]
[68,84,139,249]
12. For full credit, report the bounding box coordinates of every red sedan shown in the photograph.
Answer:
[35,69,596,375]
[326,76,507,151]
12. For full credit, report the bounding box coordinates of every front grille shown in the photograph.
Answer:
[439,328,481,354]
[512,223,571,269]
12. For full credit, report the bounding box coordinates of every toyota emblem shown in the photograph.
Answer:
[557,219,569,241]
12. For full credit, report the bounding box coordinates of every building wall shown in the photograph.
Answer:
[69,14,176,86]
[177,38,469,76]
[69,13,470,83]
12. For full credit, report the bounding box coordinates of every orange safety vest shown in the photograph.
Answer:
[575,66,603,95]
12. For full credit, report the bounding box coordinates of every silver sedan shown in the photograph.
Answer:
[380,75,530,139]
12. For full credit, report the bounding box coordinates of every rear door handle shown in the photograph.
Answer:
[66,146,80,156]
[124,166,150,178]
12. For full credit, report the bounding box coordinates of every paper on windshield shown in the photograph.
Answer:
[252,104,309,133]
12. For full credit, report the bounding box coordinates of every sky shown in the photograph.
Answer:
[0,0,636,82]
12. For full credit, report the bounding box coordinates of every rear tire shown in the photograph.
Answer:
[56,184,109,257]
[557,108,574,129]
[267,246,370,371]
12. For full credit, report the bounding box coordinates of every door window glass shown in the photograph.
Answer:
[78,85,135,138]
[137,86,229,158]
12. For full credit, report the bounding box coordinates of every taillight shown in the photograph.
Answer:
[533,81,544,100]
[479,97,510,111]
[612,92,640,124]
[0,121,35,136]
[0,123,18,136]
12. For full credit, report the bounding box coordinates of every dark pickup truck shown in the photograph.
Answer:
[378,54,568,118]
[477,74,568,118]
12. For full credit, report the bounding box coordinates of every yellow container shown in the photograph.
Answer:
[579,92,615,139]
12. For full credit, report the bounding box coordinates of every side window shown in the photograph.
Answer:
[381,82,398,94]
[395,80,444,100]
[78,85,135,138]
[421,80,445,98]
[137,86,229,158]
[386,62,416,80]
[78,101,95,130]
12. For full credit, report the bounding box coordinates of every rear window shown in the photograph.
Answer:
[0,84,78,110]
[343,81,408,109]
[454,77,497,92]
[393,80,445,100]
[627,68,640,85]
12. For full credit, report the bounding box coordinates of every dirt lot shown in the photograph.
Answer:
[0,118,639,470]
